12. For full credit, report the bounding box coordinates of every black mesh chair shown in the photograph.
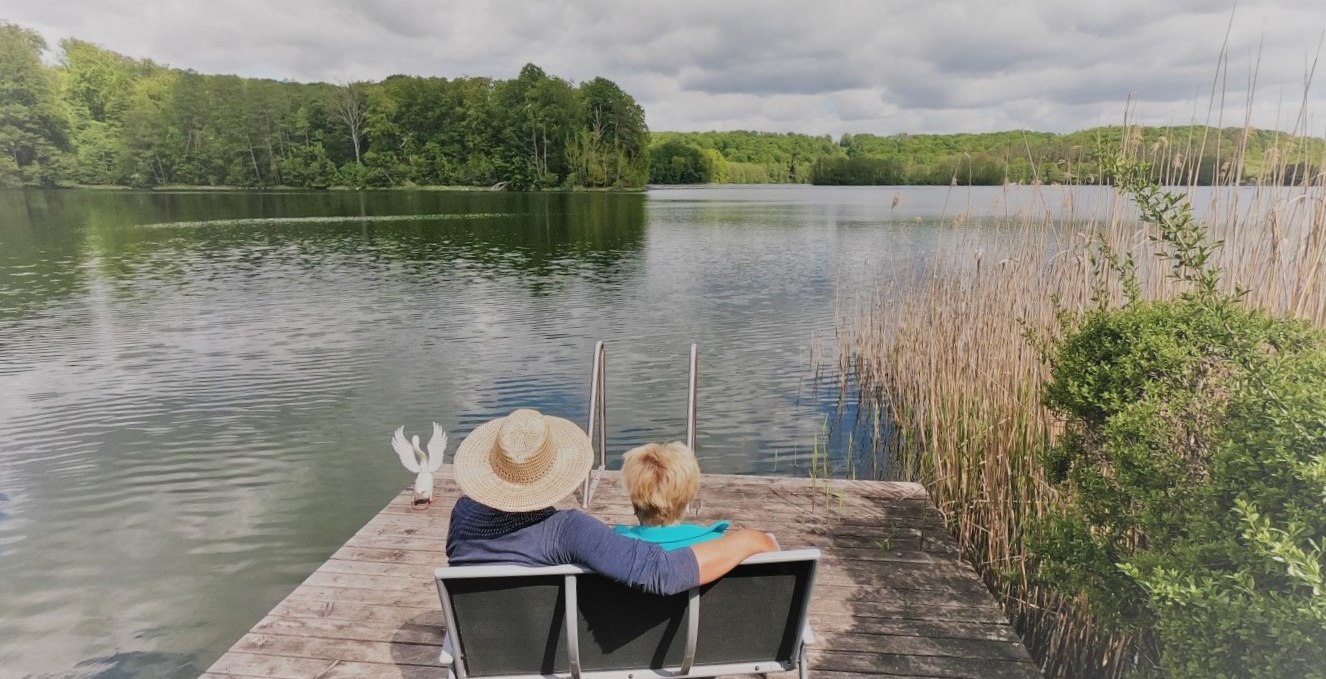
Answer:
[434,549,820,679]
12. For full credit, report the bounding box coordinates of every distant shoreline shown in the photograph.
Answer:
[20,184,646,193]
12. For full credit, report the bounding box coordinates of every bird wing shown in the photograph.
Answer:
[392,426,421,473]
[426,422,448,472]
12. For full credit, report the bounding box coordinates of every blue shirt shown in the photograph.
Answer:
[445,496,700,596]
[613,521,731,551]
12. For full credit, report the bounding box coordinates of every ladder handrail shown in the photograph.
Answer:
[688,343,701,515]
[582,341,606,508]
[687,343,698,451]
[582,341,697,509]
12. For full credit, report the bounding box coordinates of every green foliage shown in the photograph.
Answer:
[649,130,831,183]
[0,24,649,190]
[703,148,728,183]
[648,140,713,184]
[822,128,1324,186]
[1111,156,1245,300]
[810,156,907,185]
[652,126,1322,187]
[569,77,649,187]
[725,161,773,183]
[668,124,1320,186]
[0,23,71,186]
[1029,165,1326,677]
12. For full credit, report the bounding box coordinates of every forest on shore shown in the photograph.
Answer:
[1,23,648,190]
[3,21,1323,190]
[652,127,1326,186]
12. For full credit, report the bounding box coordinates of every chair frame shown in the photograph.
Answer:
[434,548,819,679]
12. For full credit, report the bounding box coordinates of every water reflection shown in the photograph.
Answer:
[0,185,978,678]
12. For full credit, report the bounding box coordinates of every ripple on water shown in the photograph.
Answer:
[0,186,962,678]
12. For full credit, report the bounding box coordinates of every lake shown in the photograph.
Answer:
[0,184,1101,678]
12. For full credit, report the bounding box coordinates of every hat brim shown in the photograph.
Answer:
[452,414,593,512]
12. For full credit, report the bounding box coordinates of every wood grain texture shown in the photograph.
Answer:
[203,468,1040,678]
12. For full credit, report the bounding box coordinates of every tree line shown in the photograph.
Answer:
[5,22,1322,191]
[1,23,649,190]
[648,127,1325,186]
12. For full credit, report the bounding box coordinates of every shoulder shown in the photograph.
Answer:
[543,510,629,558]
[552,510,645,548]
[551,508,610,532]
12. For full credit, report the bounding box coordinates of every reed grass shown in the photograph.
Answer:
[838,120,1326,676]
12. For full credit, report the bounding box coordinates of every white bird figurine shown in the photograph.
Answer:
[391,423,448,508]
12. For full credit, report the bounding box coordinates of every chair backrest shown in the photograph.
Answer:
[435,549,820,679]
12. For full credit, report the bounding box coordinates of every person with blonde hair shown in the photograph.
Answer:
[614,442,730,550]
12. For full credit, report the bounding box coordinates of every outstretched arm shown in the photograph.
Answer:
[554,513,777,595]
[554,511,700,595]
[690,529,777,585]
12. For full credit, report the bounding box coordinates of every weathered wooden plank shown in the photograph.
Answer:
[269,600,446,627]
[279,582,1010,626]
[808,649,1041,679]
[281,584,435,609]
[207,653,437,679]
[816,633,1031,661]
[252,615,445,645]
[249,607,1026,657]
[263,599,1015,638]
[807,615,1020,642]
[230,634,441,667]
[296,568,994,606]
[206,652,343,679]
[809,601,1010,624]
[250,609,1024,663]
[205,470,1038,679]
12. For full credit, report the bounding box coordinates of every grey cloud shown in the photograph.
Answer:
[1,0,1324,135]
[679,60,870,95]
[333,0,442,40]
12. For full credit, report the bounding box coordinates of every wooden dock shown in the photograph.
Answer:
[202,469,1041,679]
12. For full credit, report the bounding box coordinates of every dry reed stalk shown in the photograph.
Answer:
[839,126,1326,677]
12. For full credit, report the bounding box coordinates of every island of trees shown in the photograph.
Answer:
[3,21,1322,190]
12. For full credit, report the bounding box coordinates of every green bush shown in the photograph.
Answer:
[810,155,907,185]
[647,140,713,184]
[1029,160,1326,678]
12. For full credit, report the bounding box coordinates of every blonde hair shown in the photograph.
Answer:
[621,442,700,526]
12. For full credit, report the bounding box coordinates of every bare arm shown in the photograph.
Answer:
[690,529,777,584]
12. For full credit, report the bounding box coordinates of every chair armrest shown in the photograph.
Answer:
[739,547,820,565]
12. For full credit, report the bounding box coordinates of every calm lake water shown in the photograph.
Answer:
[0,184,1102,678]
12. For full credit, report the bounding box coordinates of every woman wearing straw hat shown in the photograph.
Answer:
[447,409,777,596]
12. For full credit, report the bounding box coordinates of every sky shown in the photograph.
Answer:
[3,0,1326,136]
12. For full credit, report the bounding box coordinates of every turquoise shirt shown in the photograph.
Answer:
[613,520,731,551]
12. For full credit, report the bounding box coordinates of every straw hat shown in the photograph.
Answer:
[452,408,592,512]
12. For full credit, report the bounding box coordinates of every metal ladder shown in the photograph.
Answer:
[581,342,698,508]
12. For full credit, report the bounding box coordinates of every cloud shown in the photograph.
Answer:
[3,0,1325,136]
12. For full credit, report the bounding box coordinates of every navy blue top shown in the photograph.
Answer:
[445,496,701,596]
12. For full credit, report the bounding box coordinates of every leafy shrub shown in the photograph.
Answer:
[810,155,907,185]
[647,140,713,184]
[1029,159,1326,678]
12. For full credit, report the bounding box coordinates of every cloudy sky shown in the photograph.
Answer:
[4,0,1326,136]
